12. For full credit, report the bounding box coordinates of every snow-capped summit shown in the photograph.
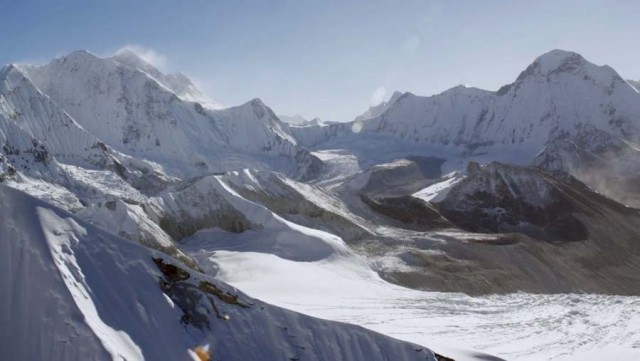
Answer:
[112,48,220,108]
[355,90,404,122]
[523,49,587,76]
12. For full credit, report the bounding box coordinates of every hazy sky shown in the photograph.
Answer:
[2,0,639,121]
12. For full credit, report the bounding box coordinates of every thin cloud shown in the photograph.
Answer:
[117,44,168,70]
[403,35,421,55]
[370,86,388,106]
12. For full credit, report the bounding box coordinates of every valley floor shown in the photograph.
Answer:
[193,248,640,361]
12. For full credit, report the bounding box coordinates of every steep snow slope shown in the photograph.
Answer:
[0,185,439,361]
[77,199,173,248]
[0,64,106,168]
[151,172,354,261]
[220,169,374,240]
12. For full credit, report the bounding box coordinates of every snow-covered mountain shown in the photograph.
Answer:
[349,50,638,154]
[10,50,321,179]
[301,51,640,156]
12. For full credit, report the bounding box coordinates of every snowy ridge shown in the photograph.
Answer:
[278,114,325,127]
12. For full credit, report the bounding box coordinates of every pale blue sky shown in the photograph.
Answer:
[2,0,639,121]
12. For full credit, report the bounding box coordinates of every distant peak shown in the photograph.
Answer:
[516,49,588,81]
[234,98,275,119]
[539,48,581,59]
[534,49,584,70]
[449,84,470,92]
[0,63,29,79]
[249,98,266,107]
[63,49,100,61]
[388,91,404,104]
[69,49,95,56]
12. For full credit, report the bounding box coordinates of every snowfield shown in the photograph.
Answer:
[199,248,640,361]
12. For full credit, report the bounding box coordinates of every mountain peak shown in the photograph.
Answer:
[537,49,582,61]
[248,97,267,107]
[516,49,587,81]
[113,47,141,59]
[389,91,403,102]
[112,48,157,72]
[0,63,31,82]
[111,49,220,109]
[59,49,101,63]
[534,49,585,73]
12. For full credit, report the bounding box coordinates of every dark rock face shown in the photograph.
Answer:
[361,195,451,231]
[437,163,590,242]
[359,156,445,197]
[434,162,639,243]
[153,257,251,330]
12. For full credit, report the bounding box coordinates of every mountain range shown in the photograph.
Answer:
[2,48,640,360]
